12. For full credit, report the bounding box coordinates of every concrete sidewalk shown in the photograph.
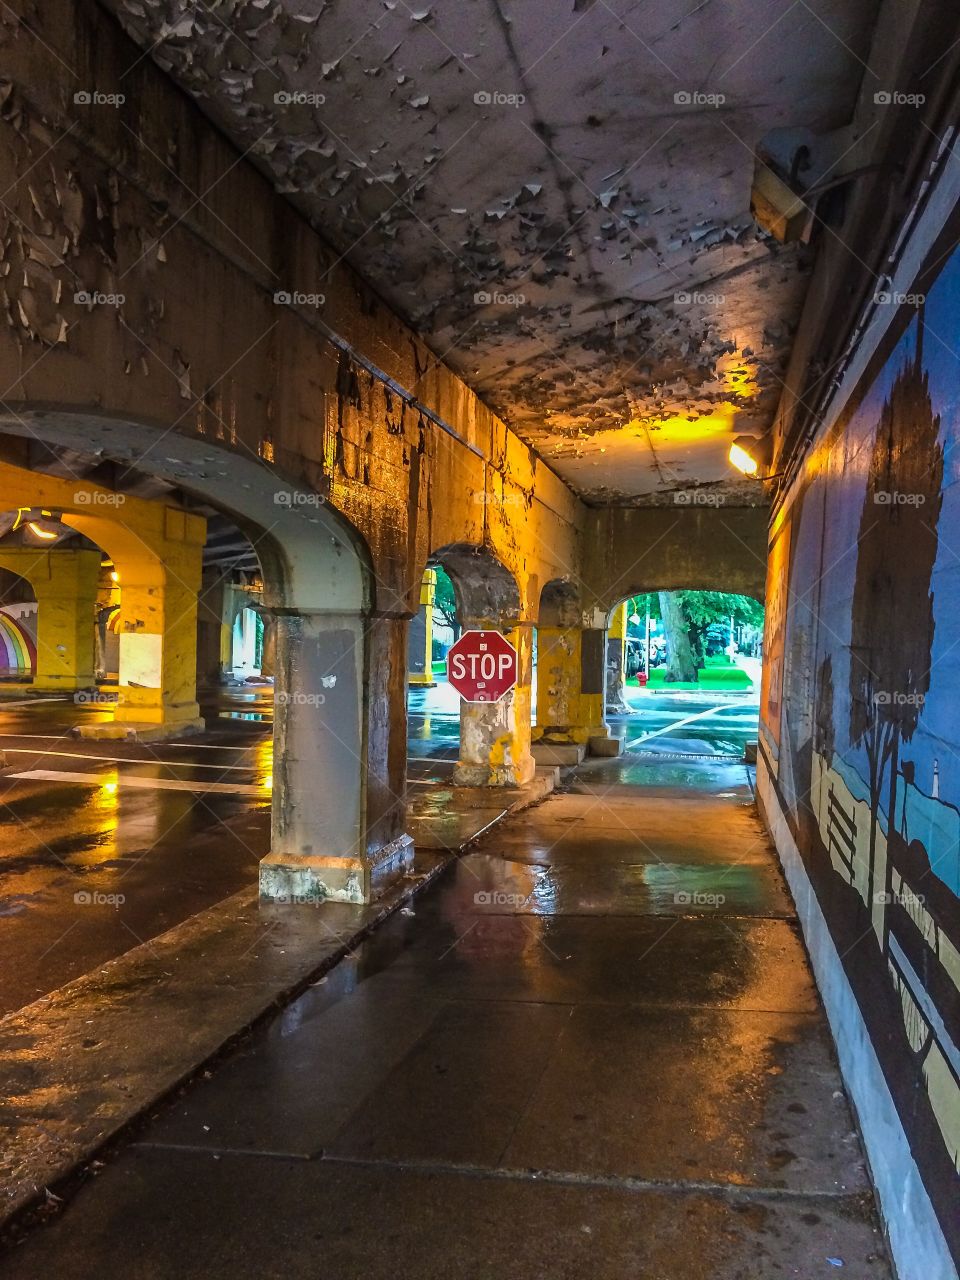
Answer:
[0,771,555,1230]
[0,761,892,1277]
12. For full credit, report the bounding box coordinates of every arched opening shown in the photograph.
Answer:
[407,563,461,775]
[0,569,37,680]
[0,404,409,1024]
[406,544,531,788]
[606,589,765,759]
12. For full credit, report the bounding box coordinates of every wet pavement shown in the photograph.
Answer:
[410,677,762,764]
[0,691,273,1016]
[0,754,892,1278]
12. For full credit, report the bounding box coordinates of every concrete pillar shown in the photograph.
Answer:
[259,609,413,903]
[0,549,100,691]
[260,613,276,678]
[408,567,437,687]
[534,623,608,745]
[110,524,204,735]
[453,621,535,787]
[606,602,629,713]
[196,570,229,686]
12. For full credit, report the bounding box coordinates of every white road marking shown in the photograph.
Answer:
[8,769,268,796]
[626,703,730,749]
[0,747,255,771]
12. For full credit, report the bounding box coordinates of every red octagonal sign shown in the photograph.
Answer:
[446,630,518,702]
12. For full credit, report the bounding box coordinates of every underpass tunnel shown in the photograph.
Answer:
[1,1,959,1270]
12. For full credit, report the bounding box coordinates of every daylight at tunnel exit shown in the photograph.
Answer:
[0,1,958,1277]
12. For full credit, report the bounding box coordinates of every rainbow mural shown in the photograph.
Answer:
[0,607,36,677]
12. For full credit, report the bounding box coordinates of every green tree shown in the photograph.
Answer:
[633,590,764,682]
[431,565,461,641]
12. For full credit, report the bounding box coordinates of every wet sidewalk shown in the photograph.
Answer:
[1,760,892,1278]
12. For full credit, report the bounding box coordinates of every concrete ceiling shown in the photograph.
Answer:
[100,0,880,502]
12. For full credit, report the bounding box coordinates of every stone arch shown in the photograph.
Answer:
[428,542,522,627]
[0,409,411,903]
[0,408,370,615]
[538,578,582,629]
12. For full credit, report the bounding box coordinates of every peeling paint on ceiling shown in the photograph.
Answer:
[97,0,880,501]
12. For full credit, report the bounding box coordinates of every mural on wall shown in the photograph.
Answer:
[762,254,960,1259]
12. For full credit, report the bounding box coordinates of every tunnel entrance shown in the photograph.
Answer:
[607,590,764,761]
[406,563,460,782]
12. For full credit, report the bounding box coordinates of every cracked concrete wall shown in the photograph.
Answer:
[0,0,582,621]
[581,506,768,615]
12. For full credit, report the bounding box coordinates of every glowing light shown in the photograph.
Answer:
[28,521,58,540]
[728,443,760,476]
[102,781,118,795]
[110,571,120,583]
[262,773,273,791]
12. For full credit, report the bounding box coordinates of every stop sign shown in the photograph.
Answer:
[446,630,518,702]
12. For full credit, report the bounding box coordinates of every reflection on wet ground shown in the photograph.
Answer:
[0,680,758,1017]
[0,692,272,1015]
[1,746,892,1279]
[408,679,762,765]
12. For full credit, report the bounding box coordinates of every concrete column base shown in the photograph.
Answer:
[589,734,623,757]
[452,754,536,787]
[531,741,586,766]
[259,833,415,905]
[32,674,97,693]
[72,717,205,742]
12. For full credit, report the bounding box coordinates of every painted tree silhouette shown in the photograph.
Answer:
[848,312,943,928]
[814,653,835,765]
